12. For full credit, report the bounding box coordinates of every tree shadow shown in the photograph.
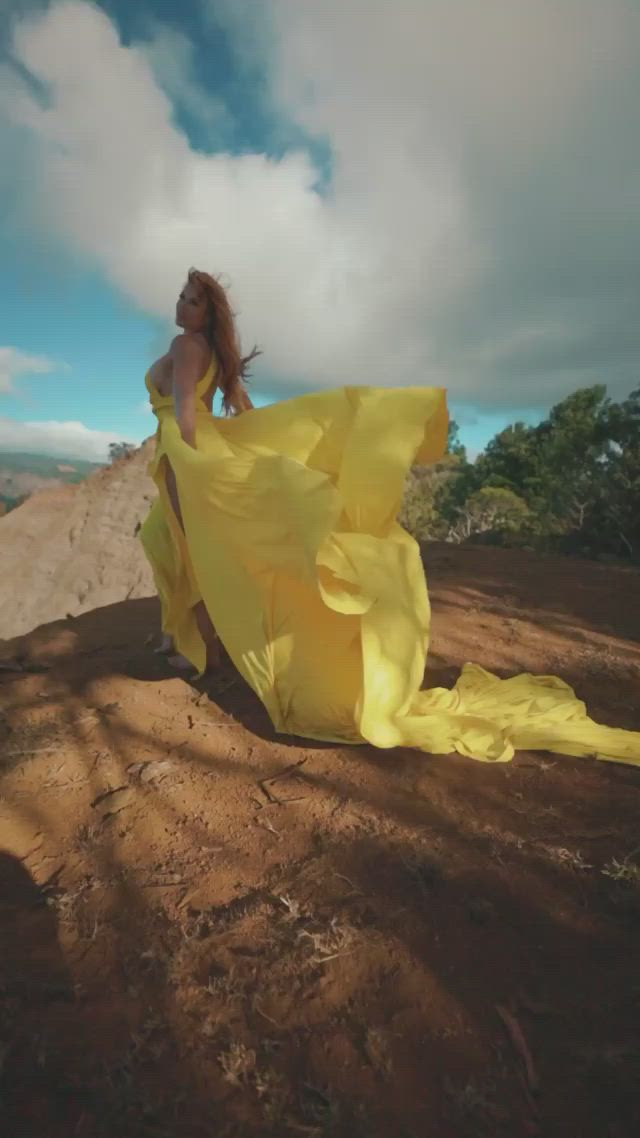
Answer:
[423,540,640,645]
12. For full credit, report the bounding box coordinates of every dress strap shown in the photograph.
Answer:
[195,352,216,398]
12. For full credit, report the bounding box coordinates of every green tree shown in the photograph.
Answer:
[400,383,639,562]
[447,419,467,460]
[586,386,640,558]
[109,441,136,463]
[529,386,612,529]
[399,467,440,540]
[0,494,27,515]
[447,486,530,543]
[472,386,626,551]
[400,419,471,540]
[474,421,538,498]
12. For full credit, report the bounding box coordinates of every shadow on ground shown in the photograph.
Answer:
[1,544,639,1137]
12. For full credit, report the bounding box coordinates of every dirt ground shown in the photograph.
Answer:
[1,543,639,1138]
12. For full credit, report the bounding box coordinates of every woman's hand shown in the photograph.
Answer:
[230,381,254,414]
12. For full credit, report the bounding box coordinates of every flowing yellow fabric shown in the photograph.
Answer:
[140,360,640,767]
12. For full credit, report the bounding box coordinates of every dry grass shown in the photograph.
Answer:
[542,845,592,871]
[218,1041,256,1087]
[298,918,356,964]
[602,856,640,886]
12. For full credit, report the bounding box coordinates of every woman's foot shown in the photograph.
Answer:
[167,652,195,672]
[154,634,175,655]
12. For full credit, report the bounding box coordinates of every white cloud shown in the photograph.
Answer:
[0,346,60,394]
[1,0,639,412]
[0,416,140,462]
[214,0,640,405]
[138,19,233,142]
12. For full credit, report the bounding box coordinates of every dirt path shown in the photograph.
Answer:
[1,544,639,1137]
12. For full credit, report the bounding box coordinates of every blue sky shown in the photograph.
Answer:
[1,0,638,461]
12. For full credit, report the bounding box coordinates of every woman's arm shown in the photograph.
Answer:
[170,334,203,447]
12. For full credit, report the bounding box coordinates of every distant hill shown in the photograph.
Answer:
[0,450,103,514]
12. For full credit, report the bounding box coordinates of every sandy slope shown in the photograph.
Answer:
[0,442,157,638]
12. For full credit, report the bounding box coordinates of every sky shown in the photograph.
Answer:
[0,0,639,462]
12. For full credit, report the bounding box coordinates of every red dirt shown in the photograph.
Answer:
[1,543,639,1137]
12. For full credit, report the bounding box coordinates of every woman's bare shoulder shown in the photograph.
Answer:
[169,331,208,357]
[170,332,210,377]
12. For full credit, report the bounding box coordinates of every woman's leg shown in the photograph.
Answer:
[140,499,177,655]
[194,599,221,668]
[163,459,220,670]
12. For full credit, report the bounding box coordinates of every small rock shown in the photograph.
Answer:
[92,786,135,818]
[126,759,174,784]
[140,759,174,784]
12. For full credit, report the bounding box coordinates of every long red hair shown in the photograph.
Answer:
[188,268,261,414]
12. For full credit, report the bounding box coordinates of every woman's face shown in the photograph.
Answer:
[175,280,208,333]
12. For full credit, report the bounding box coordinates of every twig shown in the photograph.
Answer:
[253,998,284,1029]
[315,949,355,965]
[140,879,185,889]
[332,872,359,892]
[19,838,44,863]
[2,746,63,759]
[256,817,282,839]
[42,777,89,791]
[266,757,308,785]
[258,758,308,804]
[497,1004,539,1094]
[258,783,279,805]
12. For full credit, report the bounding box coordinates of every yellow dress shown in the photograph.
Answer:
[140,359,640,767]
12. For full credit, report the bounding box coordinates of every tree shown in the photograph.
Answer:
[400,467,442,540]
[586,386,640,558]
[474,421,538,498]
[400,420,471,541]
[529,386,612,527]
[400,382,639,562]
[0,494,26,516]
[447,486,530,544]
[447,419,467,461]
[109,441,136,463]
[471,385,634,555]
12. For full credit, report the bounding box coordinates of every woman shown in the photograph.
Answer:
[140,270,640,768]
[143,269,258,671]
